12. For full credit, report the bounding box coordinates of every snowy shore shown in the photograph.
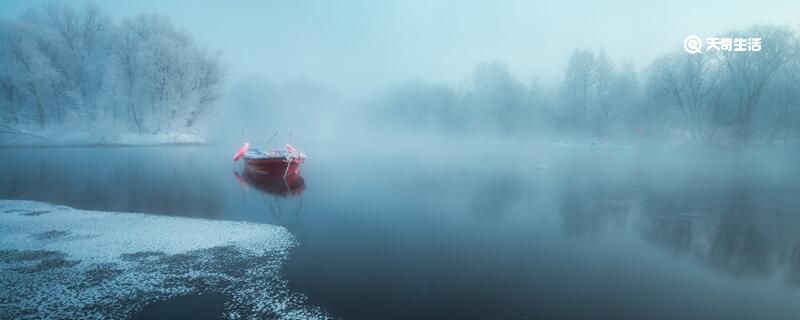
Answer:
[0,200,329,319]
[0,131,206,147]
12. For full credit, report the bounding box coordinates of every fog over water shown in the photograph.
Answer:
[2,144,800,319]
[1,1,800,319]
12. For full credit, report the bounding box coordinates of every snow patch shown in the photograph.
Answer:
[114,132,206,145]
[0,130,205,146]
[0,200,330,319]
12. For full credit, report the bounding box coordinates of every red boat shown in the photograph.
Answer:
[233,143,306,176]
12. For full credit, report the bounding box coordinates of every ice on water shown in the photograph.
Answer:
[0,200,329,319]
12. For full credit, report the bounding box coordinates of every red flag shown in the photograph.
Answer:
[233,142,250,161]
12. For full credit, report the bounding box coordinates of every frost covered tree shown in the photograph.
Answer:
[559,49,622,133]
[604,60,642,135]
[560,49,595,125]
[378,80,461,131]
[373,62,531,135]
[0,2,224,140]
[718,25,797,142]
[759,66,800,144]
[24,2,113,124]
[591,50,616,134]
[643,24,800,143]
[110,15,224,134]
[0,21,56,129]
[645,52,722,141]
[463,62,528,133]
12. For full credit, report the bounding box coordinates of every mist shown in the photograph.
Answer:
[1,1,800,319]
[2,1,799,147]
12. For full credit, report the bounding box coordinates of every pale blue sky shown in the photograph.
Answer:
[2,0,799,95]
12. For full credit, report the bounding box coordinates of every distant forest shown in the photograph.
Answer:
[373,25,800,145]
[2,2,798,145]
[0,2,224,137]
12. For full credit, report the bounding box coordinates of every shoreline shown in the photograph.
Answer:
[0,141,209,149]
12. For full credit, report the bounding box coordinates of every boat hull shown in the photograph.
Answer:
[244,158,303,176]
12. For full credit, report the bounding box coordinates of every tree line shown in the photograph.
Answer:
[0,2,224,137]
[374,24,800,145]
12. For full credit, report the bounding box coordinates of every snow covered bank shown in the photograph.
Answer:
[0,200,330,319]
[0,130,206,147]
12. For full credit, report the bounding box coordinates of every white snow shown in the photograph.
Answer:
[0,200,330,319]
[113,132,206,145]
[0,130,206,147]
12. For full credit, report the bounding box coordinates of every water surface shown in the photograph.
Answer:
[1,142,799,319]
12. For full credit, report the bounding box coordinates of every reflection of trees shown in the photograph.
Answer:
[707,195,770,277]
[641,216,695,254]
[638,189,712,256]
[555,165,633,238]
[560,190,612,238]
[788,242,800,285]
[0,148,225,218]
[469,173,522,219]
[637,179,800,284]
[549,156,800,285]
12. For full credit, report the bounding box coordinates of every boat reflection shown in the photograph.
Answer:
[235,167,305,197]
[233,168,305,217]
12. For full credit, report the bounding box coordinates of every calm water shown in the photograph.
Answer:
[2,142,800,319]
